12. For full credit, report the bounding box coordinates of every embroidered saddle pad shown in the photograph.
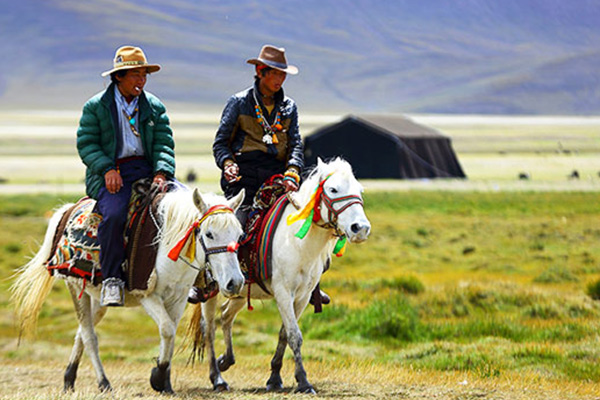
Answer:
[46,181,161,293]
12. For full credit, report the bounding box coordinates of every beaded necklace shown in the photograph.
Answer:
[121,108,139,136]
[116,91,140,137]
[253,89,282,145]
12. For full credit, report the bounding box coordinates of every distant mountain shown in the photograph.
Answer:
[1,0,599,114]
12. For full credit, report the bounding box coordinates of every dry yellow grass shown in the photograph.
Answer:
[0,356,599,400]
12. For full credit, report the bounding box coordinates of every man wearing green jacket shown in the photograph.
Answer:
[77,45,176,306]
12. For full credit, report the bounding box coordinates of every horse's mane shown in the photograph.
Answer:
[295,157,359,205]
[156,188,239,250]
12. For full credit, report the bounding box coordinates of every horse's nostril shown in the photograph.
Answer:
[226,280,235,292]
[351,223,361,233]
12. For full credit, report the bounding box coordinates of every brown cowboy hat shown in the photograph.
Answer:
[246,45,298,75]
[101,46,161,77]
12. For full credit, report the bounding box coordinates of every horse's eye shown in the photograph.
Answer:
[330,187,338,194]
[205,232,214,240]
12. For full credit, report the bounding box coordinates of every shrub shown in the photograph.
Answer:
[378,276,425,295]
[533,265,579,284]
[586,278,600,300]
[347,294,420,342]
[523,303,561,319]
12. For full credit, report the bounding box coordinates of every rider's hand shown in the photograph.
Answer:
[153,173,167,189]
[224,161,240,183]
[282,179,299,192]
[282,169,300,193]
[104,169,123,194]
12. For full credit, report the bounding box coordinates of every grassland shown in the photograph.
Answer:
[1,112,600,398]
[1,191,600,399]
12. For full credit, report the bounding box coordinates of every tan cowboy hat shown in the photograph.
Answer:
[101,46,161,77]
[246,45,298,75]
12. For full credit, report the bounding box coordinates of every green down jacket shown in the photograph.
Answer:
[76,83,175,199]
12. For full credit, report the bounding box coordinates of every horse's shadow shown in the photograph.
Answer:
[179,386,298,397]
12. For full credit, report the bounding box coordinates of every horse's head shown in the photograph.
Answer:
[315,158,371,243]
[192,189,246,297]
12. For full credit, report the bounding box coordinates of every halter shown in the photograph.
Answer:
[167,205,239,268]
[319,191,364,232]
[287,172,365,256]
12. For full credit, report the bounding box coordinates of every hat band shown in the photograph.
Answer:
[258,58,288,70]
[115,60,148,67]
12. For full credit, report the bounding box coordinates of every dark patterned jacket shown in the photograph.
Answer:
[213,81,303,202]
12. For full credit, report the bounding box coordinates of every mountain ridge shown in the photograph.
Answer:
[2,0,599,115]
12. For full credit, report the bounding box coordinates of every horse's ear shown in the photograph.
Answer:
[193,188,208,214]
[228,189,245,213]
[317,157,328,180]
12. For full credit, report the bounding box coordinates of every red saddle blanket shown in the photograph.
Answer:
[46,181,161,292]
[238,175,290,294]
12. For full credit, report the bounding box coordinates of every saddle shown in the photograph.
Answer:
[46,179,163,294]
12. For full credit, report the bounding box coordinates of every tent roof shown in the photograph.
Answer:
[344,114,448,139]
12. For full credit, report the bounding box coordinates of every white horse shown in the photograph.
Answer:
[11,187,245,394]
[189,158,371,393]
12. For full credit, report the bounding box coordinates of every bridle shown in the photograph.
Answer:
[198,229,240,266]
[167,204,240,271]
[320,191,364,232]
[312,173,364,235]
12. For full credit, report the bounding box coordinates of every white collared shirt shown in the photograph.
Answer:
[114,86,144,158]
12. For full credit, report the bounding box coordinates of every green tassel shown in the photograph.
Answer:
[295,209,314,239]
[333,235,347,254]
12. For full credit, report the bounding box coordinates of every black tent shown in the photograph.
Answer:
[303,114,466,179]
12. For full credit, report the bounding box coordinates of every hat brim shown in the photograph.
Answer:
[247,58,298,75]
[101,64,161,77]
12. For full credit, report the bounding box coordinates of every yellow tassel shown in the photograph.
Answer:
[335,241,347,257]
[185,230,196,262]
[287,192,317,225]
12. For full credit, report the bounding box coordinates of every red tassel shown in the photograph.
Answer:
[78,278,87,299]
[227,241,239,252]
[247,282,254,311]
[312,185,324,222]
[168,222,198,261]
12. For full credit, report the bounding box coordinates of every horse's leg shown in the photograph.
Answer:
[218,296,245,372]
[266,324,287,392]
[272,293,316,394]
[65,283,111,392]
[140,294,177,394]
[202,296,229,391]
[64,292,108,392]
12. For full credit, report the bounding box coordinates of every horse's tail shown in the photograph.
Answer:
[10,203,72,340]
[183,302,205,365]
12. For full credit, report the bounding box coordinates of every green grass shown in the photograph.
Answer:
[2,191,600,386]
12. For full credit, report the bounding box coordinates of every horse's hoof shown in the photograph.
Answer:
[217,354,235,372]
[150,362,174,394]
[98,377,112,393]
[63,362,78,392]
[295,384,316,394]
[214,382,230,392]
[266,378,284,392]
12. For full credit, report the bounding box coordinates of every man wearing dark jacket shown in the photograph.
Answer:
[188,45,329,306]
[77,45,175,306]
[213,44,303,211]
